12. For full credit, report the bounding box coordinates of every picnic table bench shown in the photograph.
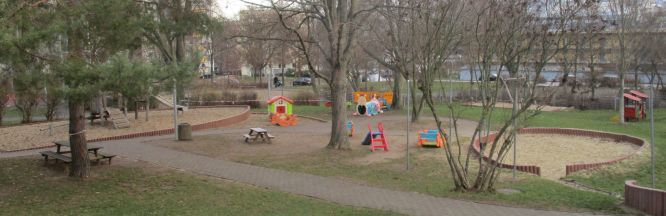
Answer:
[54,140,103,156]
[88,110,110,124]
[40,141,117,166]
[39,151,72,164]
[243,127,274,143]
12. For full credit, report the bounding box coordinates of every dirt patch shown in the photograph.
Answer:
[493,134,640,179]
[0,107,246,152]
[149,113,477,168]
[148,133,330,161]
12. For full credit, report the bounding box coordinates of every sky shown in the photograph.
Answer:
[216,0,262,18]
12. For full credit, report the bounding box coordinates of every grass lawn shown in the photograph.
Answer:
[362,80,474,92]
[0,157,399,216]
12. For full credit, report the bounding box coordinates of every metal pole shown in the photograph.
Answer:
[406,79,411,171]
[210,32,214,83]
[268,68,272,100]
[172,80,178,140]
[281,64,285,96]
[512,80,518,179]
[649,85,655,188]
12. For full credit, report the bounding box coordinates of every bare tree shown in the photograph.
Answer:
[607,0,648,123]
[263,0,374,149]
[426,0,579,192]
[237,8,281,83]
[636,7,666,91]
[581,2,605,101]
[361,0,422,114]
[213,18,243,76]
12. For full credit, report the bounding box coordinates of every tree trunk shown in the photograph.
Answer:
[326,68,349,150]
[619,73,625,123]
[145,95,150,121]
[68,101,90,178]
[310,72,320,97]
[634,68,639,90]
[392,73,402,110]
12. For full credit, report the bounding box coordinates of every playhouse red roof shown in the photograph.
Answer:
[629,90,648,98]
[623,93,642,102]
[267,96,294,104]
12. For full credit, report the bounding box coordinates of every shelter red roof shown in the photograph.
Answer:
[267,96,294,104]
[623,93,642,102]
[629,90,648,98]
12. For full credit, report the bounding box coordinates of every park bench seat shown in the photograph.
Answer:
[92,152,117,165]
[39,151,72,164]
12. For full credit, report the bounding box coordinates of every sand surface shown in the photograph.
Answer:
[0,107,245,152]
[492,134,640,179]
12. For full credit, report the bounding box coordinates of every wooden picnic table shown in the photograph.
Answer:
[54,140,103,156]
[243,128,274,143]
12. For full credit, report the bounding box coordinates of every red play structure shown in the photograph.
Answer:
[367,122,389,152]
[624,90,648,121]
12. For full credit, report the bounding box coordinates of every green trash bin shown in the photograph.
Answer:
[178,123,192,141]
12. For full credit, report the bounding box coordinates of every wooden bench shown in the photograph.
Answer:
[39,151,72,165]
[91,152,117,165]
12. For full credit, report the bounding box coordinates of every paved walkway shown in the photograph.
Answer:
[0,132,599,216]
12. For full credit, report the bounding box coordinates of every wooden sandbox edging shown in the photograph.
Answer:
[472,128,645,177]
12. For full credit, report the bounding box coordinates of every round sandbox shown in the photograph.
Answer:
[473,128,645,179]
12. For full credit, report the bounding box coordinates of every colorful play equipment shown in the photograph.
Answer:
[354,95,368,116]
[365,122,389,152]
[624,90,648,121]
[346,121,355,137]
[417,129,446,148]
[267,96,298,126]
[353,91,393,111]
[629,90,648,119]
[353,93,386,116]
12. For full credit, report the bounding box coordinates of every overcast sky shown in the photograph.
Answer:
[216,0,263,18]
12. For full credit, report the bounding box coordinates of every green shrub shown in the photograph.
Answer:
[238,91,259,108]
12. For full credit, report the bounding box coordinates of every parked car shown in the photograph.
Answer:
[292,77,312,86]
[478,73,498,81]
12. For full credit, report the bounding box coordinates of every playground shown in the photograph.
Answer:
[147,109,645,181]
